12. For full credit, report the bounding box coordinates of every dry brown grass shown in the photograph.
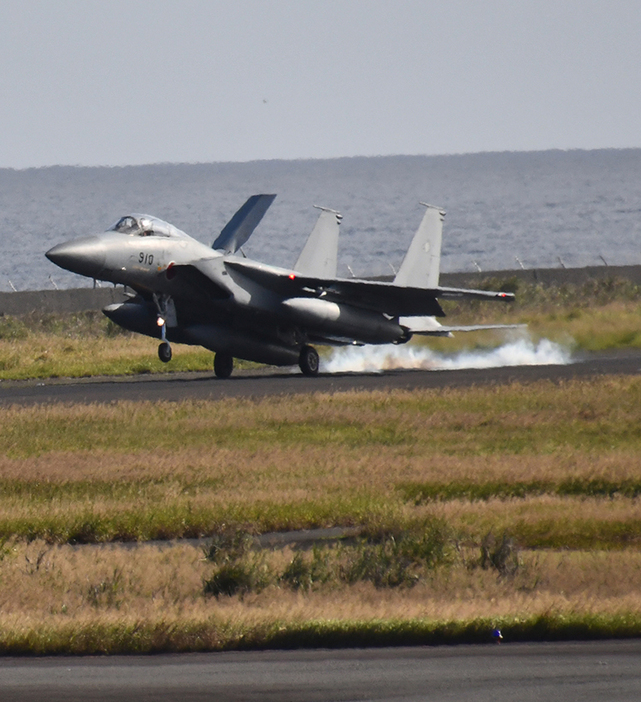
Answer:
[1,541,640,631]
[0,440,640,494]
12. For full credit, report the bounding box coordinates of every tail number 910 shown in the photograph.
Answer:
[139,252,154,266]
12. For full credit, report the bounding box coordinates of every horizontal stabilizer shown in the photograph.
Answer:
[294,206,342,278]
[435,286,515,302]
[400,315,526,336]
[212,194,276,254]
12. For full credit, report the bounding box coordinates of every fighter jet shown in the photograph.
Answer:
[45,196,516,378]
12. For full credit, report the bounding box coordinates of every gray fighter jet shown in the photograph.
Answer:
[45,196,516,378]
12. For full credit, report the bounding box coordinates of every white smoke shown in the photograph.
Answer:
[322,335,572,374]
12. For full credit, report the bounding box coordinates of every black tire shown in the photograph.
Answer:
[158,341,172,363]
[214,352,234,379]
[299,345,320,376]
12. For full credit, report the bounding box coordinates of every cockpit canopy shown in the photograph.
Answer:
[108,214,188,239]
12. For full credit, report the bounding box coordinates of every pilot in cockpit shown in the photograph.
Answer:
[138,217,154,236]
[110,216,141,235]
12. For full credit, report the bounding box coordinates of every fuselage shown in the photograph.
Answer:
[45,214,407,367]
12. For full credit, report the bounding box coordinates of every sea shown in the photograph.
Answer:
[0,148,639,292]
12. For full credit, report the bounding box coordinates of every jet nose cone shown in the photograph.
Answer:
[46,236,106,278]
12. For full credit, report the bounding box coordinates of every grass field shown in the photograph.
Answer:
[0,372,640,652]
[0,276,639,653]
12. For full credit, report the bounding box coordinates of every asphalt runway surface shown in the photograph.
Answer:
[1,640,641,701]
[0,350,640,406]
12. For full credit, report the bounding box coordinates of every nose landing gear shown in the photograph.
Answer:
[158,341,172,363]
[156,312,172,363]
[153,293,175,364]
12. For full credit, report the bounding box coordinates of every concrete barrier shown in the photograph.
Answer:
[0,287,126,316]
[440,264,641,289]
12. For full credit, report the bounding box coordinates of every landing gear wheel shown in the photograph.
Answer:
[158,341,172,363]
[214,352,234,379]
[299,345,320,376]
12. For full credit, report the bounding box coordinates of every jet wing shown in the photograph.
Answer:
[304,277,447,316]
[225,259,514,317]
[162,259,231,302]
[224,259,443,315]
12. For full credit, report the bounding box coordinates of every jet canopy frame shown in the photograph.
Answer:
[108,214,189,239]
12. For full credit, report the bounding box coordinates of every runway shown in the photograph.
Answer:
[0,350,639,406]
[1,640,640,701]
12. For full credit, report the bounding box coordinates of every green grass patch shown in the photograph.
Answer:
[0,408,414,458]
[512,519,641,550]
[0,494,396,544]
[1,612,640,655]
[399,478,641,503]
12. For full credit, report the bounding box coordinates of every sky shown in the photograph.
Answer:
[1,0,640,169]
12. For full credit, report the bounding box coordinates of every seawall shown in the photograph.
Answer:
[440,264,641,289]
[0,287,125,316]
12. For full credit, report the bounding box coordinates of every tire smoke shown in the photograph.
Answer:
[323,335,572,374]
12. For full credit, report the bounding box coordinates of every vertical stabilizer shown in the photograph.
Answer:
[393,203,445,288]
[212,194,276,254]
[294,206,342,278]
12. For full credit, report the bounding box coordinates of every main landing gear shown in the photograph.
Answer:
[299,345,319,377]
[214,352,234,379]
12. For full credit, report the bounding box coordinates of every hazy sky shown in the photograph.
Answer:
[1,0,640,168]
